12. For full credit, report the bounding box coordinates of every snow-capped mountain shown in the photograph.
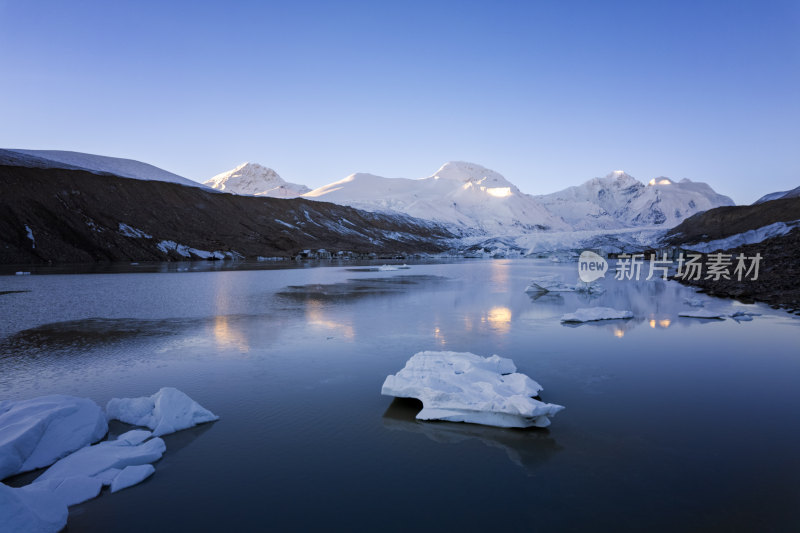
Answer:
[7,149,206,189]
[204,163,311,198]
[304,161,569,235]
[754,185,800,204]
[536,171,734,230]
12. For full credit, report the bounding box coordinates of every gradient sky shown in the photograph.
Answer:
[1,0,798,204]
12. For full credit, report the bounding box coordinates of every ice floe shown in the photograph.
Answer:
[0,395,108,479]
[34,429,165,503]
[683,297,705,307]
[106,387,219,436]
[381,351,564,428]
[560,307,633,323]
[525,275,604,294]
[378,264,399,271]
[678,310,726,319]
[0,388,217,532]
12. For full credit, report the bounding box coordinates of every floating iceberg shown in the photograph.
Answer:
[683,297,705,307]
[0,395,108,480]
[525,275,575,293]
[106,387,219,436]
[34,429,165,506]
[560,307,633,323]
[378,264,399,271]
[678,310,726,319]
[381,351,564,428]
[525,276,604,294]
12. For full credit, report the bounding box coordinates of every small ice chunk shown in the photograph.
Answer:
[381,351,564,429]
[106,387,219,436]
[525,275,575,293]
[110,464,155,493]
[0,482,68,533]
[14,272,30,275]
[683,297,705,307]
[678,310,726,319]
[730,310,760,319]
[36,431,164,484]
[0,395,108,479]
[560,307,633,323]
[33,431,164,506]
[378,264,399,271]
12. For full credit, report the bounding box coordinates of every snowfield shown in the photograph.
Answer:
[9,149,207,189]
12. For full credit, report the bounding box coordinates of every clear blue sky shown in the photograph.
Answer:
[1,0,798,203]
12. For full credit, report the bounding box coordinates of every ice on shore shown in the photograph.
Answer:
[678,310,726,319]
[560,307,633,323]
[729,310,760,321]
[0,482,68,533]
[106,387,219,436]
[381,351,564,428]
[0,395,108,480]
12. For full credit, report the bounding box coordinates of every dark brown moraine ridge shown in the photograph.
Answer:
[665,197,800,311]
[0,164,455,264]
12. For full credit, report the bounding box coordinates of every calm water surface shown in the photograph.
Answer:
[1,260,799,532]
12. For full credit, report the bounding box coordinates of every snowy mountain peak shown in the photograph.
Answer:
[430,161,513,186]
[648,177,675,186]
[204,162,311,198]
[536,171,734,230]
[304,162,567,234]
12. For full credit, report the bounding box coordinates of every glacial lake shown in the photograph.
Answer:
[2,259,800,532]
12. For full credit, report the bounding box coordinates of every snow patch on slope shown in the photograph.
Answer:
[685,220,800,253]
[9,149,207,189]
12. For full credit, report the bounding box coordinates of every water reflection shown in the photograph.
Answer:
[305,300,355,340]
[211,315,251,352]
[382,398,562,476]
[483,306,512,334]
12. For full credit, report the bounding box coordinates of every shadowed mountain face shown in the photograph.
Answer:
[665,197,800,311]
[665,196,800,245]
[0,164,455,264]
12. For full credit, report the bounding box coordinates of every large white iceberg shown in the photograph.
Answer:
[381,351,564,428]
[106,387,219,436]
[560,307,633,323]
[0,395,108,480]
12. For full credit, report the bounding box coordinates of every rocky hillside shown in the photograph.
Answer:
[0,164,454,264]
[665,196,800,311]
[665,197,800,245]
